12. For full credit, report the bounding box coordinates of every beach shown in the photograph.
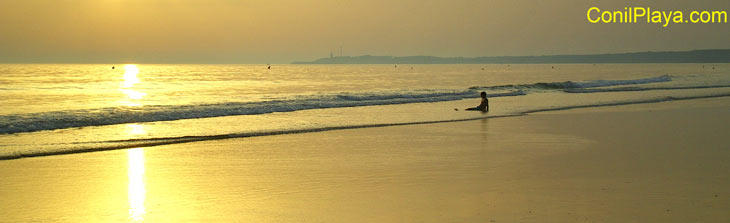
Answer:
[1,97,728,222]
[3,0,729,222]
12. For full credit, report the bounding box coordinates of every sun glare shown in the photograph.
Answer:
[127,124,147,135]
[121,89,146,100]
[120,64,147,105]
[128,148,146,222]
[123,65,140,88]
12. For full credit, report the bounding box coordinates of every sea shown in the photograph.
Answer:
[1,63,729,159]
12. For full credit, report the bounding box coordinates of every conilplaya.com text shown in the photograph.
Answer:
[587,7,727,27]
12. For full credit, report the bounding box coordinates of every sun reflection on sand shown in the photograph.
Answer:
[128,148,146,222]
[120,65,147,106]
[127,148,147,222]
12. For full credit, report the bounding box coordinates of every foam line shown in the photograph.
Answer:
[469,75,672,90]
[564,85,730,93]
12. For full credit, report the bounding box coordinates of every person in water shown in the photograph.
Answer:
[466,91,489,112]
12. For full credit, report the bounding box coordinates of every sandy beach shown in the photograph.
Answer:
[3,0,729,222]
[1,97,729,223]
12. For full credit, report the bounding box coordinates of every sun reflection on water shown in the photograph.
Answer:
[122,65,140,88]
[128,148,146,222]
[127,124,147,136]
[120,64,147,106]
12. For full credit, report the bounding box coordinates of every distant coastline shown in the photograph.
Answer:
[292,49,730,64]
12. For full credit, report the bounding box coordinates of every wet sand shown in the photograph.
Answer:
[1,97,729,222]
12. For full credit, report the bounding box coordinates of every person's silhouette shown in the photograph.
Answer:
[465,92,489,112]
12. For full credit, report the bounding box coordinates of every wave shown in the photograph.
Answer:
[0,90,524,134]
[0,74,681,135]
[3,92,729,160]
[564,85,730,93]
[469,75,672,91]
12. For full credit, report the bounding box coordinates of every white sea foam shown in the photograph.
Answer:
[469,74,672,90]
[564,84,730,93]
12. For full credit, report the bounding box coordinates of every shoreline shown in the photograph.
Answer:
[2,93,729,161]
[1,96,729,222]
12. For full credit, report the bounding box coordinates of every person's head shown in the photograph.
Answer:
[480,92,487,98]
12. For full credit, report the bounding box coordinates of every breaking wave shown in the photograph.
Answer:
[0,74,700,135]
[469,74,671,90]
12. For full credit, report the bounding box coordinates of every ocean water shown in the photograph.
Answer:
[1,63,729,159]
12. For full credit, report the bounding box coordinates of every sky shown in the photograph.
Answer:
[0,0,728,64]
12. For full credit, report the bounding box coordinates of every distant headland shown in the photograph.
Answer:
[292,49,730,64]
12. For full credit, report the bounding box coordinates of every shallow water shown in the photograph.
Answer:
[1,63,729,158]
[1,99,728,223]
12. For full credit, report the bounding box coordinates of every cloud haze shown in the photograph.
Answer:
[1,0,728,63]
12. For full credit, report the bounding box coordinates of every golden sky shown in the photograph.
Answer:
[1,0,728,63]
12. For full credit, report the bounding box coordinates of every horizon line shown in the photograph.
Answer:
[1,48,728,65]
